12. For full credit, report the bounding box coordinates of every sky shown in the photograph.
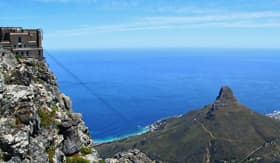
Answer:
[0,0,280,49]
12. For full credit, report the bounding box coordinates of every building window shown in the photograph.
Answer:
[21,52,24,55]
[16,52,18,55]
[26,51,29,56]
[14,45,16,48]
[18,37,22,43]
[4,33,9,41]
[19,45,22,48]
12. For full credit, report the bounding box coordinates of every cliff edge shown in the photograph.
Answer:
[0,48,99,162]
[0,48,154,163]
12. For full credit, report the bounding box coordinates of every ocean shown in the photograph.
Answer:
[45,48,280,142]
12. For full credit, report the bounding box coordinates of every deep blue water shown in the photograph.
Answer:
[45,48,280,142]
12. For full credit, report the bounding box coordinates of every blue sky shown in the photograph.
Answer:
[1,0,280,49]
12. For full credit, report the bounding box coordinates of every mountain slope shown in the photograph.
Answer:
[96,87,280,163]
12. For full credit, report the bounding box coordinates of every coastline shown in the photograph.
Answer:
[47,50,280,144]
[93,109,279,145]
[94,114,183,145]
[267,110,280,120]
[94,127,149,144]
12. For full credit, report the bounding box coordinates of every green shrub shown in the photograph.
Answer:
[80,146,92,155]
[93,160,106,163]
[15,54,21,62]
[1,70,10,83]
[38,107,55,128]
[51,106,59,112]
[33,77,44,84]
[47,144,56,163]
[66,157,90,163]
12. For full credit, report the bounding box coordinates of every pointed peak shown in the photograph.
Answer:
[216,86,236,101]
[213,86,238,109]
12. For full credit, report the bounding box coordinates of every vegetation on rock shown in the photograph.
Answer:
[47,144,56,163]
[80,146,92,155]
[15,54,22,62]
[38,107,56,128]
[0,70,9,83]
[66,156,90,163]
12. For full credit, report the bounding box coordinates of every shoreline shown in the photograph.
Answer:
[94,114,183,145]
[93,110,279,145]
[94,127,149,144]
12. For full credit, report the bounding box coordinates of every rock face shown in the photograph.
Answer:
[59,94,72,112]
[206,86,239,119]
[105,149,156,163]
[213,86,238,109]
[0,48,99,162]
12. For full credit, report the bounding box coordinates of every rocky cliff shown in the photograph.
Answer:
[0,48,100,162]
[0,48,154,163]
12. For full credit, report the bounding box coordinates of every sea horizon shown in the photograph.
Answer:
[46,48,280,142]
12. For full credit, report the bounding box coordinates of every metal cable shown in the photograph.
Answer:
[44,51,132,124]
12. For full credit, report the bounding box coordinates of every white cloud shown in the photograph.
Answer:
[46,11,280,38]
[156,6,219,14]
[145,11,280,24]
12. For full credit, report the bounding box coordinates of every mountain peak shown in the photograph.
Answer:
[97,86,280,162]
[216,86,236,101]
[213,86,238,109]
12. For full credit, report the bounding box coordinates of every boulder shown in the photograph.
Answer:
[61,129,82,155]
[54,148,66,163]
[59,94,72,112]
[6,67,32,86]
[28,138,48,163]
[15,103,35,124]
[0,129,29,160]
[5,85,34,103]
[59,117,83,155]
[105,149,155,163]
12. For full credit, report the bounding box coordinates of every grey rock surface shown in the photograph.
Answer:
[0,49,98,163]
[206,86,239,119]
[105,149,156,163]
[59,94,72,112]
